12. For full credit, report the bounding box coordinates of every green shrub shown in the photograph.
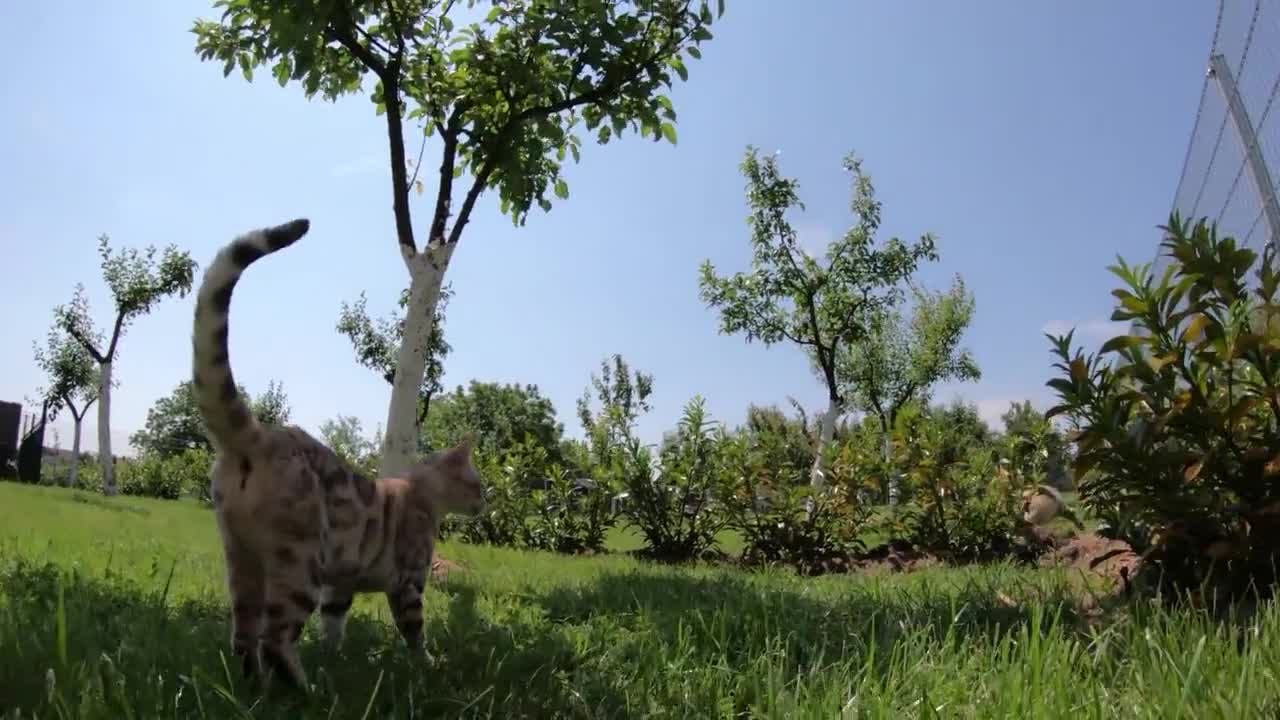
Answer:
[116,449,212,501]
[1046,213,1280,602]
[866,410,1026,562]
[442,440,541,547]
[612,396,731,562]
[171,448,214,504]
[118,455,180,499]
[721,436,867,575]
[524,466,618,555]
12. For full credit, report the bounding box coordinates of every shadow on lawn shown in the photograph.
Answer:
[535,566,1092,678]
[0,559,617,719]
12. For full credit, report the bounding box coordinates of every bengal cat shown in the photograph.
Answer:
[190,218,485,690]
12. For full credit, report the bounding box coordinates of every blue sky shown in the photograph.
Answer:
[0,1,1217,455]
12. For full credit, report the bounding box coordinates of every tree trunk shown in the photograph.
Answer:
[882,419,899,506]
[97,360,116,496]
[809,398,840,491]
[67,418,82,488]
[380,247,454,478]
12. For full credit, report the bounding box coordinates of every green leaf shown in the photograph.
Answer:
[553,179,569,200]
[673,58,689,82]
[688,46,702,60]
[1099,334,1145,354]
[660,123,678,145]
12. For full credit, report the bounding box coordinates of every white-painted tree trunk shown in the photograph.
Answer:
[66,418,82,488]
[379,246,454,478]
[808,399,841,491]
[882,428,900,506]
[97,361,116,496]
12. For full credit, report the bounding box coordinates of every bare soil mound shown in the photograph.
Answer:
[1040,532,1140,587]
[431,556,464,582]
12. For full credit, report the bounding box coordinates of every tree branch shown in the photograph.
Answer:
[62,323,105,365]
[446,155,499,245]
[406,123,432,193]
[326,23,389,78]
[105,309,127,361]
[383,0,406,57]
[777,324,816,348]
[516,19,692,122]
[353,20,394,58]
[428,109,464,247]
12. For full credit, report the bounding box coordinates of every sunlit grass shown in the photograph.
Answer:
[2,481,1278,718]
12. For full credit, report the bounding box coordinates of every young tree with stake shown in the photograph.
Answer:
[193,0,725,477]
[54,236,196,495]
[33,325,101,488]
[699,147,938,492]
[837,278,981,503]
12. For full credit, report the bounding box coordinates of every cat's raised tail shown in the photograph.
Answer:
[191,218,310,455]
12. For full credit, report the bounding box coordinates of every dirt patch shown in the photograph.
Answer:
[1040,532,1140,588]
[849,540,944,575]
[431,556,464,582]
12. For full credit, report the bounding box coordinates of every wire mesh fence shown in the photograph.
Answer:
[1164,0,1280,270]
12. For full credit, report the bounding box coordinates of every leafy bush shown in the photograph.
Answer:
[524,466,618,555]
[612,396,732,562]
[999,400,1069,489]
[442,441,540,546]
[866,409,1027,562]
[118,454,181,499]
[721,435,867,575]
[116,448,212,501]
[1046,214,1280,601]
[172,448,215,504]
[39,457,99,489]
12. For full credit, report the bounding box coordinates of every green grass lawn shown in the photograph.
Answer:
[2,481,1279,718]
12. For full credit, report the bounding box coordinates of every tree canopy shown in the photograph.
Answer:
[32,326,100,425]
[838,276,981,433]
[422,379,565,461]
[699,147,939,410]
[130,380,295,458]
[192,0,724,257]
[54,236,196,367]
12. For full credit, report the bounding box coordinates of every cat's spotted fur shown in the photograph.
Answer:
[191,218,484,690]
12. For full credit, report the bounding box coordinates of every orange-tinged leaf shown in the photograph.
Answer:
[1227,396,1263,427]
[1264,454,1280,477]
[1184,457,1205,482]
[1069,358,1087,382]
[1182,313,1209,342]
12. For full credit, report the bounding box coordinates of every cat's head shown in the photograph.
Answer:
[411,436,486,517]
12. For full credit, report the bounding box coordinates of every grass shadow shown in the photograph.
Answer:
[64,491,151,516]
[0,558,619,719]
[535,564,1092,683]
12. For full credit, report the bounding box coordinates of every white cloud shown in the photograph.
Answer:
[1040,318,1129,343]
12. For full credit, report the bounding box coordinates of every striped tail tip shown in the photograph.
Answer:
[264,218,311,250]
